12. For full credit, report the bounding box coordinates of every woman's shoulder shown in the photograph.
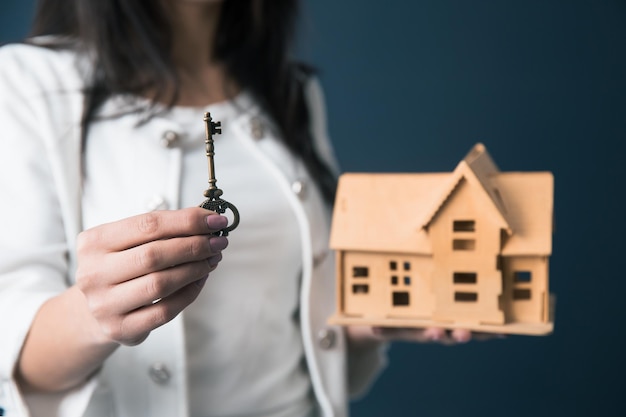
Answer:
[0,37,85,95]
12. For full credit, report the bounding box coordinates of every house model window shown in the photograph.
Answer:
[328,143,554,335]
[453,220,475,232]
[352,266,369,277]
[393,292,410,306]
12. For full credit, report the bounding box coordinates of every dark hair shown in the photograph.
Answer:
[28,0,337,203]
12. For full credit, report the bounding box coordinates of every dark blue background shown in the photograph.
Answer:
[2,1,625,416]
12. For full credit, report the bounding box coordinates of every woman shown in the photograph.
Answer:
[0,1,470,416]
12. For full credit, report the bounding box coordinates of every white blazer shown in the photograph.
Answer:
[0,42,386,417]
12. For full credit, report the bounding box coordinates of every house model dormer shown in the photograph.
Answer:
[328,143,554,335]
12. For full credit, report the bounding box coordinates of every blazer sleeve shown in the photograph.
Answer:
[0,43,96,417]
[304,76,389,399]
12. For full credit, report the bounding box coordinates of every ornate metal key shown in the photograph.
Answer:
[199,112,240,236]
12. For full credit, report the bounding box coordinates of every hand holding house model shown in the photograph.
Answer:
[329,143,554,335]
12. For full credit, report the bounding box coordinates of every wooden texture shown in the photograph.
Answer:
[329,143,554,335]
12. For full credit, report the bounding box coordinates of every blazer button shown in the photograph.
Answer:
[250,116,264,140]
[148,362,171,385]
[313,250,329,268]
[291,179,307,200]
[161,130,180,148]
[317,328,337,350]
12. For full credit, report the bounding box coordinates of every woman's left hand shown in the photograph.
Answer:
[346,325,503,348]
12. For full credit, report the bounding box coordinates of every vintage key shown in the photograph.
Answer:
[199,112,240,236]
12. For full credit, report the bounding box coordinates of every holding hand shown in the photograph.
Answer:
[76,207,228,346]
[347,325,503,348]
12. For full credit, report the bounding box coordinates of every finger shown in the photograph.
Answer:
[373,327,471,345]
[102,235,228,284]
[207,252,222,268]
[423,327,447,341]
[373,327,436,343]
[103,280,205,346]
[451,328,472,343]
[79,208,228,252]
[102,259,214,314]
[424,327,462,345]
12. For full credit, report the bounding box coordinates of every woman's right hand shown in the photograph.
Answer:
[76,207,228,347]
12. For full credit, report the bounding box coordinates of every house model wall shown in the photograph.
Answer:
[328,143,554,335]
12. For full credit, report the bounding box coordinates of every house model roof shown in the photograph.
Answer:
[329,143,553,256]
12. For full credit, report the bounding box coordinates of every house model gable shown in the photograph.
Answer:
[329,143,554,335]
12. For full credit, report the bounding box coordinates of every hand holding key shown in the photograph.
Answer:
[75,208,229,346]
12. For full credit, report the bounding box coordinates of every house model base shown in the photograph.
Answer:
[328,143,555,336]
[328,296,554,335]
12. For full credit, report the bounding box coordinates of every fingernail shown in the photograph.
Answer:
[196,276,208,288]
[209,236,229,252]
[206,215,228,230]
[429,332,442,342]
[452,329,472,343]
[208,253,223,267]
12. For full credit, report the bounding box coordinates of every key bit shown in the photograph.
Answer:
[199,112,240,236]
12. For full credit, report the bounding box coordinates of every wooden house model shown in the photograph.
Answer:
[329,143,554,335]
